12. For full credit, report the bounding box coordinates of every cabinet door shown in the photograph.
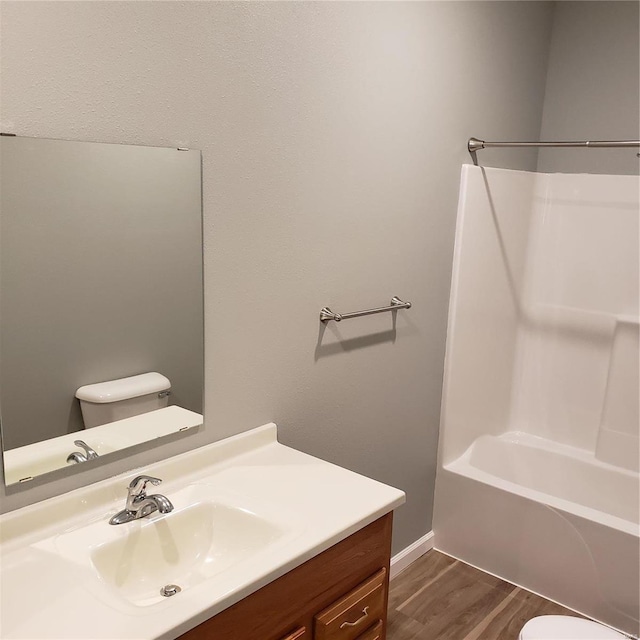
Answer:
[280,627,307,640]
[314,569,386,640]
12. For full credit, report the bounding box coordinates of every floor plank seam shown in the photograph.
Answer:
[396,560,459,611]
[460,587,521,640]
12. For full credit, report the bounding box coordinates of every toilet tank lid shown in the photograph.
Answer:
[75,372,171,403]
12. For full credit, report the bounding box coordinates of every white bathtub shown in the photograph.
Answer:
[455,432,638,530]
[435,432,640,636]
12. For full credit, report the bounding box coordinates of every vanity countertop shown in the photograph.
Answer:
[0,423,405,640]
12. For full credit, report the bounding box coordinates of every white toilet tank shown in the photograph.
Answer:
[75,372,171,428]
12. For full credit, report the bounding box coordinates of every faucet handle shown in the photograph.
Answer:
[73,440,99,460]
[127,475,162,497]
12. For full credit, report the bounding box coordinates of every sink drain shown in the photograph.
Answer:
[160,584,181,597]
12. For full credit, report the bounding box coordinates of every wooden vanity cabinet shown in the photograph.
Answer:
[178,513,393,640]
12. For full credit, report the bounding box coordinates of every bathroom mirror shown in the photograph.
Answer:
[0,135,203,485]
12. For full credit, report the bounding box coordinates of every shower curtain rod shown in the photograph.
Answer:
[468,137,640,154]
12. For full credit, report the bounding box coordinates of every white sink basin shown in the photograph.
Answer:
[89,500,289,607]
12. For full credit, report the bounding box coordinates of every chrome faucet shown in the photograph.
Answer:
[66,440,99,464]
[109,475,174,525]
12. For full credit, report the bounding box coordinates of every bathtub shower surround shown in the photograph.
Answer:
[433,165,640,636]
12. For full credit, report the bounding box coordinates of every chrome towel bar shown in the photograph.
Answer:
[320,296,411,323]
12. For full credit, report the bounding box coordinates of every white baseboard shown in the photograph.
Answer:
[390,530,434,580]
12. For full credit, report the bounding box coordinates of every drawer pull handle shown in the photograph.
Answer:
[339,606,370,629]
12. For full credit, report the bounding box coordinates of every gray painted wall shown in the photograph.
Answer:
[0,137,203,449]
[538,1,640,175]
[0,1,554,553]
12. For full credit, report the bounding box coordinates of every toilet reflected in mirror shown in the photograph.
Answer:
[75,372,173,428]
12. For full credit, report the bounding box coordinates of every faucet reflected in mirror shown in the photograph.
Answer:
[0,135,204,486]
[66,440,99,465]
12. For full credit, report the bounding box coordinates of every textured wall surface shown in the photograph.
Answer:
[0,1,554,553]
[538,1,640,175]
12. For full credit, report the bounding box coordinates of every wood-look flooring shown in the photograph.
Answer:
[387,550,584,640]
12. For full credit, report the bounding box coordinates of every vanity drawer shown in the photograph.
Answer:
[280,627,307,640]
[357,621,383,640]
[314,568,386,640]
